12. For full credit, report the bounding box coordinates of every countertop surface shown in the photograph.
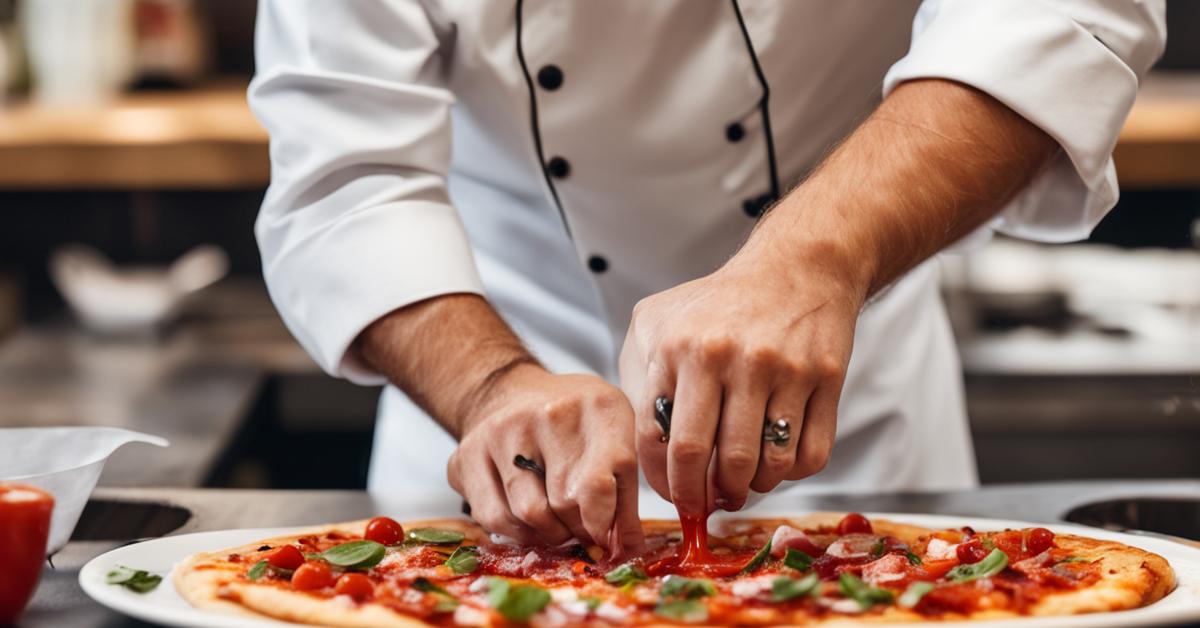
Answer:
[21,480,1200,628]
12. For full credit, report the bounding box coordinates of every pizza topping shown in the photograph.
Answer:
[319,540,386,569]
[412,577,460,612]
[1025,527,1055,555]
[245,560,269,581]
[956,537,990,564]
[783,548,814,572]
[264,544,305,570]
[363,517,405,546]
[483,578,551,622]
[654,598,707,623]
[897,581,934,608]
[445,545,480,575]
[605,563,648,586]
[333,573,374,601]
[291,561,334,591]
[408,527,466,545]
[738,538,772,574]
[924,537,957,560]
[770,573,819,602]
[836,513,873,535]
[838,572,894,610]
[452,604,491,627]
[860,553,913,586]
[824,533,880,559]
[660,575,716,600]
[946,548,1009,583]
[105,566,162,593]
[768,525,823,559]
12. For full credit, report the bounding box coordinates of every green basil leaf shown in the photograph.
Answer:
[945,548,1008,583]
[898,581,934,608]
[1057,556,1088,564]
[246,560,269,581]
[604,563,648,586]
[740,539,772,574]
[770,573,819,602]
[105,566,162,593]
[838,573,894,610]
[407,528,466,545]
[105,566,139,585]
[320,540,386,569]
[584,597,602,612]
[870,539,886,558]
[486,578,551,622]
[783,549,813,572]
[980,536,996,551]
[413,578,459,613]
[654,598,708,623]
[905,551,923,566]
[445,545,479,574]
[659,575,716,600]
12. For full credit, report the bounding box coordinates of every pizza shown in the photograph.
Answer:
[175,512,1175,626]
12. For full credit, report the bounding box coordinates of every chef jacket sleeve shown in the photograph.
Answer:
[883,0,1166,244]
[249,1,484,384]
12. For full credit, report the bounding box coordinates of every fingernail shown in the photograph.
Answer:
[715,497,744,512]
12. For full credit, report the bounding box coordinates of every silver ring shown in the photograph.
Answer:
[763,418,791,447]
[654,396,672,442]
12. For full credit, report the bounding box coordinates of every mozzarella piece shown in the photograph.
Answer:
[595,602,631,622]
[769,525,816,558]
[925,537,958,560]
[453,604,491,627]
[730,575,775,599]
[861,554,909,586]
[825,534,878,559]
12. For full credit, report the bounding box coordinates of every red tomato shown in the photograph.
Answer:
[291,561,334,591]
[334,573,374,600]
[1025,527,1055,555]
[0,485,54,625]
[265,544,304,570]
[836,513,873,535]
[364,517,404,546]
[956,538,989,564]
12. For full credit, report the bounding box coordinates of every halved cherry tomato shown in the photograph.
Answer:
[956,538,989,564]
[291,561,334,590]
[265,544,304,570]
[0,485,54,625]
[836,513,873,535]
[364,517,404,546]
[1025,527,1055,555]
[334,573,374,600]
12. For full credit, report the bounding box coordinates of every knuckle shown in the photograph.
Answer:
[542,396,582,423]
[611,453,637,477]
[814,353,844,380]
[513,500,553,527]
[720,447,758,473]
[695,335,735,364]
[745,344,783,369]
[670,439,711,466]
[576,474,616,500]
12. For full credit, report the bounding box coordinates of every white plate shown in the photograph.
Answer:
[81,513,1200,628]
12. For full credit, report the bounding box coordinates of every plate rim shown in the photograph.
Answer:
[80,513,1200,628]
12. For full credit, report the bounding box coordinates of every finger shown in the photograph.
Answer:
[543,448,595,545]
[450,448,537,542]
[788,382,839,481]
[712,375,770,511]
[609,453,645,558]
[493,449,573,545]
[635,359,674,502]
[750,383,811,493]
[572,463,618,547]
[666,362,722,515]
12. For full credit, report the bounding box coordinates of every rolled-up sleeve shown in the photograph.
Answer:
[250,0,484,384]
[884,0,1166,243]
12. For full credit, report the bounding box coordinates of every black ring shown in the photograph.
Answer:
[513,454,546,477]
[763,418,791,447]
[654,396,673,442]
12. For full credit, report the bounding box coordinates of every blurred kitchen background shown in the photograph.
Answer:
[0,0,1198,492]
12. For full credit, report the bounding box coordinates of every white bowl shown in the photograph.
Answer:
[0,427,168,554]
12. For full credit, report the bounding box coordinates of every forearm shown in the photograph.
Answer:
[355,294,541,439]
[744,78,1058,299]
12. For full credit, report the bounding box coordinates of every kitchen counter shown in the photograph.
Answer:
[22,480,1200,627]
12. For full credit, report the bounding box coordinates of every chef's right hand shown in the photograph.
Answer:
[447,364,644,556]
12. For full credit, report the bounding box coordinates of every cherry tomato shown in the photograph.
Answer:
[0,485,54,625]
[291,561,334,591]
[334,573,374,600]
[956,538,989,564]
[364,517,404,546]
[265,544,304,570]
[1025,527,1055,555]
[836,513,873,535]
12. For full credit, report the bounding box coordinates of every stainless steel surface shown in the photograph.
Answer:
[23,480,1200,628]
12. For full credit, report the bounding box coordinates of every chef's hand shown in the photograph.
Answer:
[448,365,643,555]
[620,241,864,516]
[358,294,643,556]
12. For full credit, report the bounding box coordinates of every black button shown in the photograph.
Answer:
[587,255,608,273]
[547,156,571,178]
[725,123,745,142]
[537,65,564,91]
[757,193,775,211]
[742,197,762,217]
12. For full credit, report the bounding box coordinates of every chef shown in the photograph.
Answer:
[250,1,1165,554]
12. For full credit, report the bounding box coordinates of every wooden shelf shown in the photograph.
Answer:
[0,74,1197,190]
[0,83,268,189]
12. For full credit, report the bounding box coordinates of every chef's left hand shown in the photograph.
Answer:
[619,239,867,515]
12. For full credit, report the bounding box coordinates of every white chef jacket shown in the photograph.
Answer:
[250,1,1165,498]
